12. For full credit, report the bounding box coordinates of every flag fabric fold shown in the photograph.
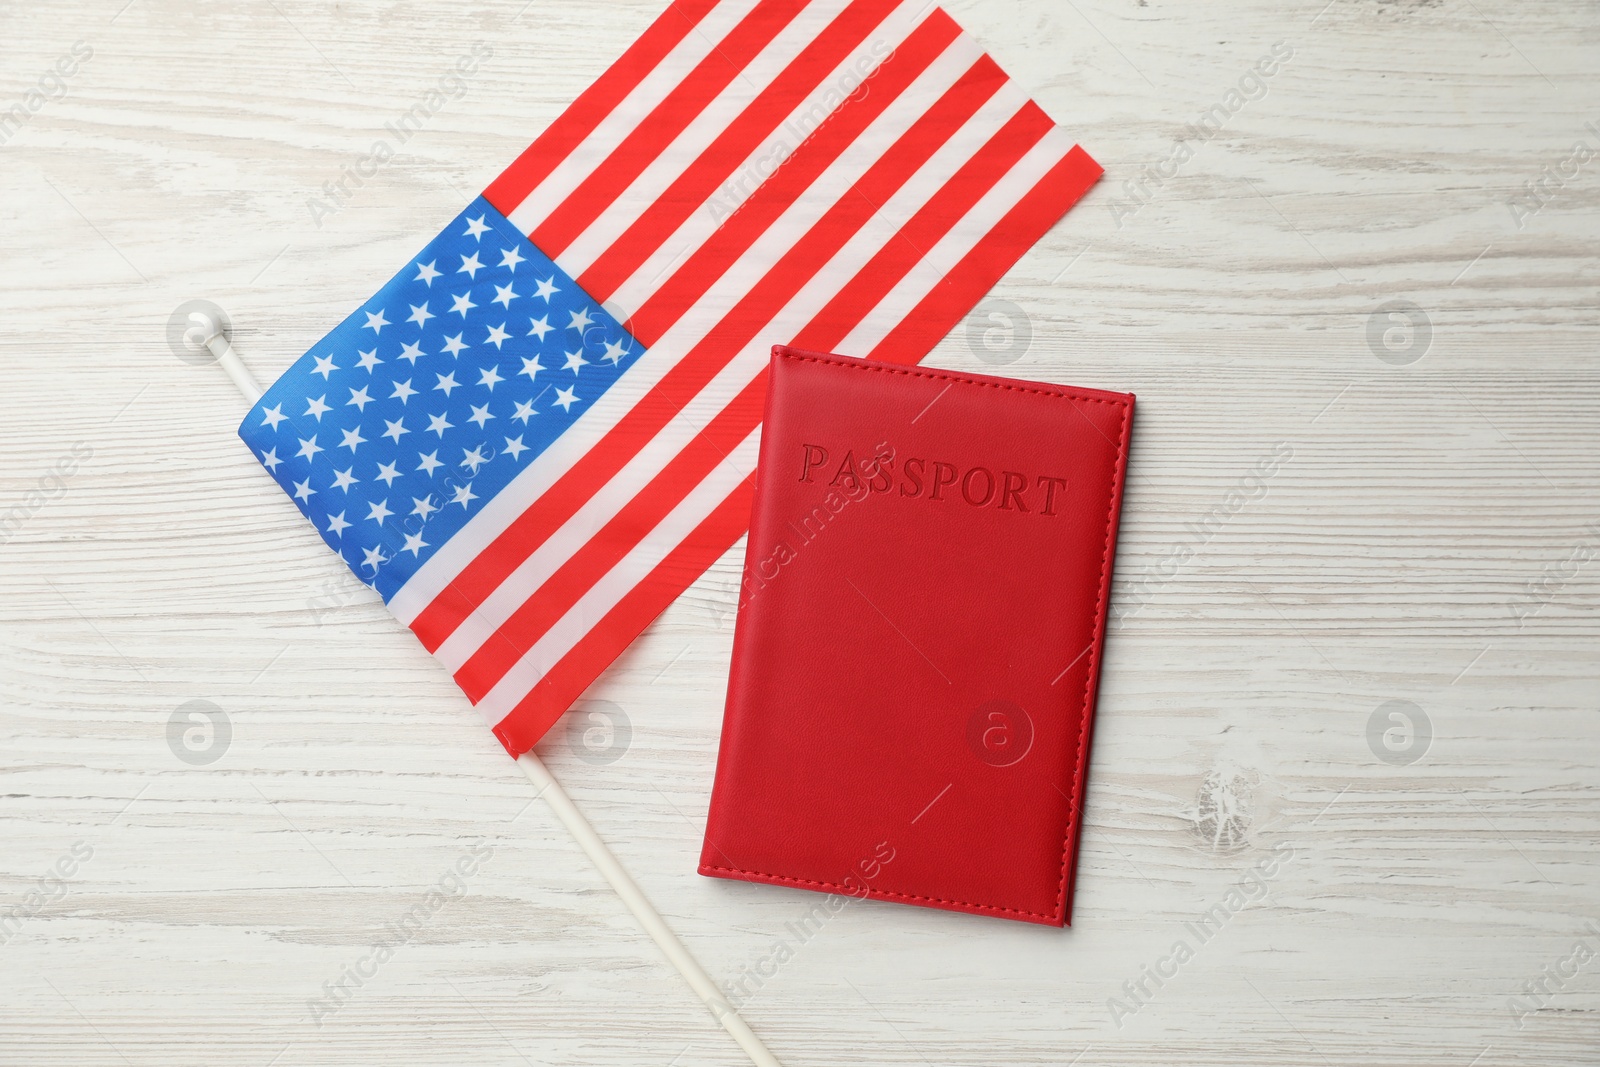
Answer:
[240,0,1102,757]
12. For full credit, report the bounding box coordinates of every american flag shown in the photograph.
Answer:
[240,0,1101,756]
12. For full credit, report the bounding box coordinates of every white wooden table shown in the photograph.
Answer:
[2,1,1596,1064]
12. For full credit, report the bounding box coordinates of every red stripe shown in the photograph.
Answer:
[491,478,754,757]
[455,384,763,701]
[625,8,961,344]
[530,0,811,258]
[482,1,718,217]
[411,43,995,654]
[792,101,1051,350]
[577,0,905,303]
[867,143,1102,365]
[455,96,1048,696]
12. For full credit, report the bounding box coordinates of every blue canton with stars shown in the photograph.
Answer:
[239,197,645,602]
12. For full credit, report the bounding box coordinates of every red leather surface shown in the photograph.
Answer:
[699,347,1134,926]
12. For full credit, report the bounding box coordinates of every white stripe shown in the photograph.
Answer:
[471,428,761,727]
[556,0,857,276]
[558,0,927,281]
[443,91,1028,679]
[503,0,752,235]
[390,33,981,625]
[835,125,1076,355]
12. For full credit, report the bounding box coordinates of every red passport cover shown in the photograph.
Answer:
[699,347,1134,926]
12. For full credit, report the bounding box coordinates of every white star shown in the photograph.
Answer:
[434,371,460,397]
[366,499,393,524]
[463,214,491,240]
[305,395,331,421]
[458,251,484,279]
[567,307,593,334]
[260,447,283,471]
[326,511,351,536]
[461,445,490,474]
[292,478,316,502]
[450,482,478,509]
[415,260,441,286]
[552,385,580,411]
[401,531,429,557]
[360,544,388,571]
[503,434,529,460]
[499,245,525,272]
[485,323,511,349]
[312,354,338,379]
[296,435,322,460]
[518,355,544,382]
[492,282,518,308]
[261,404,287,429]
[382,417,409,443]
[410,496,438,519]
[397,341,425,365]
[355,348,383,372]
[417,451,443,476]
[338,426,366,452]
[426,412,454,437]
[601,338,629,364]
[375,461,402,487]
[406,302,434,327]
[467,403,494,428]
[533,276,559,302]
[528,315,553,341]
[478,366,504,391]
[562,349,588,375]
[363,309,389,334]
[449,291,477,318]
[441,333,468,357]
[511,399,537,424]
[331,467,359,492]
[347,385,374,411]
[390,379,417,404]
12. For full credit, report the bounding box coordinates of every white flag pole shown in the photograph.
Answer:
[516,754,781,1066]
[203,329,265,405]
[204,334,782,1067]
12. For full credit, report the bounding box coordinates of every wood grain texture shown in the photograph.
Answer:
[1,0,1596,1064]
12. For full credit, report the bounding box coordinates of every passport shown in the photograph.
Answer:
[698,346,1135,926]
